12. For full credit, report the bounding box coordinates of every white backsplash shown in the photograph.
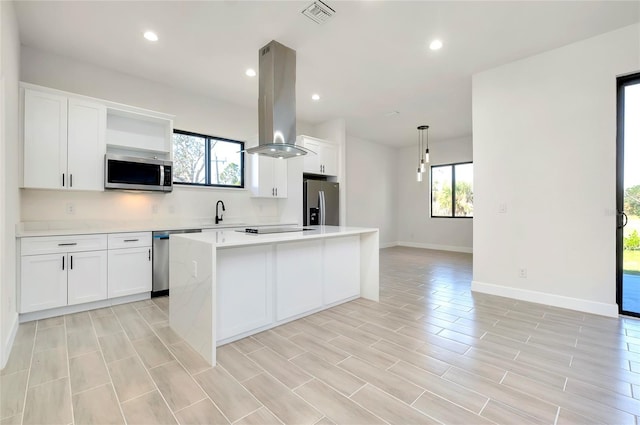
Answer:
[20,185,280,225]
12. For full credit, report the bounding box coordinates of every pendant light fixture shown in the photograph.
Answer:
[416,125,429,182]
[418,125,430,164]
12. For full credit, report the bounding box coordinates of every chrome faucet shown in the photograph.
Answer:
[215,200,226,224]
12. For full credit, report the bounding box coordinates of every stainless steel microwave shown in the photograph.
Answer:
[104,154,173,192]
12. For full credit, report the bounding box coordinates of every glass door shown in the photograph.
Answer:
[618,73,640,316]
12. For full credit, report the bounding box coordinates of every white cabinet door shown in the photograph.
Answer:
[323,236,360,305]
[300,136,338,176]
[67,250,108,305]
[23,89,68,189]
[251,155,269,197]
[275,240,323,321]
[273,158,288,198]
[217,246,272,341]
[108,247,152,298]
[20,253,67,313]
[321,143,339,177]
[302,138,322,175]
[250,155,288,198]
[67,98,106,191]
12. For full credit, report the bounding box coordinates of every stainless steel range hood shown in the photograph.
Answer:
[246,40,310,159]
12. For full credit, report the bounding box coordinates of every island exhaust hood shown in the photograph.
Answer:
[246,40,311,159]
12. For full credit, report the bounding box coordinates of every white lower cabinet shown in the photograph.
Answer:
[20,232,152,315]
[212,235,363,344]
[108,247,152,298]
[217,246,272,341]
[275,240,323,321]
[20,253,68,313]
[67,250,108,305]
[21,249,108,313]
[323,236,360,305]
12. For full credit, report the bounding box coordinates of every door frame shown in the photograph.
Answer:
[617,72,640,316]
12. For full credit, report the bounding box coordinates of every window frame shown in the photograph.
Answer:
[172,129,245,189]
[430,161,473,219]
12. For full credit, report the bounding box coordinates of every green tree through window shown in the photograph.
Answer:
[431,162,473,218]
[172,130,244,188]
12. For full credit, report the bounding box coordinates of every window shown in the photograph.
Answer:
[431,162,473,218]
[172,130,244,188]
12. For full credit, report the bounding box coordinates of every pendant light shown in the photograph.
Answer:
[416,126,423,181]
[418,125,430,164]
[416,125,429,182]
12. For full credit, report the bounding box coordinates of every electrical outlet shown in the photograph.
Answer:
[66,203,75,215]
[152,204,159,214]
[519,268,527,278]
[498,203,507,213]
[192,260,198,278]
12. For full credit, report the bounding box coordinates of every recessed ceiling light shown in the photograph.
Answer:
[312,94,320,101]
[245,68,257,77]
[429,39,443,50]
[144,31,158,42]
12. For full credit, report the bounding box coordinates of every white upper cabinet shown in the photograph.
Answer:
[23,89,68,190]
[105,108,172,155]
[250,155,288,198]
[67,98,107,191]
[23,87,106,191]
[298,135,339,177]
[22,83,174,191]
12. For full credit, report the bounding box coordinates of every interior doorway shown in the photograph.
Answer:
[617,73,640,316]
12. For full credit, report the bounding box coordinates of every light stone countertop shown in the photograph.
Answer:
[172,225,379,249]
[16,219,296,238]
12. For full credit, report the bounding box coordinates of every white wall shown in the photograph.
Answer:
[1,0,21,368]
[315,119,347,227]
[345,136,397,247]
[396,136,473,252]
[472,24,640,317]
[20,46,317,226]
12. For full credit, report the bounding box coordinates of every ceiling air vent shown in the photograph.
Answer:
[302,0,335,24]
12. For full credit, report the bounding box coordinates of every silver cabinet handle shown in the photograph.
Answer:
[62,256,65,270]
[58,242,77,246]
[70,174,73,188]
[148,249,151,261]
[70,255,73,270]
[275,187,278,196]
[124,239,139,242]
[62,173,65,187]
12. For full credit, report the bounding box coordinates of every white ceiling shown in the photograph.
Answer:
[14,1,640,147]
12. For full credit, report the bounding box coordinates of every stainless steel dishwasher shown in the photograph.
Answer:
[152,229,202,296]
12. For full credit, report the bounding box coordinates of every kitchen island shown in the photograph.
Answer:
[169,225,379,365]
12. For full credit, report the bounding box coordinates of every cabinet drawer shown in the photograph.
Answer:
[21,234,108,256]
[108,232,152,249]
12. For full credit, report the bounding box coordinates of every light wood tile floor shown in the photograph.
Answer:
[3,246,640,424]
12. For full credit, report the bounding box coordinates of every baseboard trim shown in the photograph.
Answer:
[19,292,150,323]
[2,312,19,369]
[471,280,619,318]
[379,242,398,249]
[397,241,473,254]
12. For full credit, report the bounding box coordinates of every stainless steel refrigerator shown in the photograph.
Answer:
[304,179,339,226]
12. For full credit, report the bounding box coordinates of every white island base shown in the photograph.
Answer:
[169,226,379,366]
